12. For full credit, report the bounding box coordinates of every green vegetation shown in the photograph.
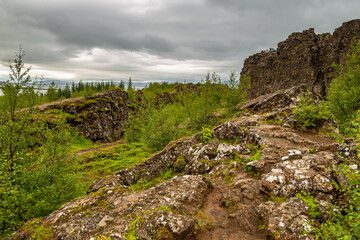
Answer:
[193,209,214,234]
[311,165,360,239]
[74,142,152,189]
[328,40,360,135]
[296,191,321,218]
[292,94,329,130]
[10,219,56,240]
[201,127,213,143]
[125,72,250,151]
[0,48,81,236]
[0,46,251,237]
[46,80,121,101]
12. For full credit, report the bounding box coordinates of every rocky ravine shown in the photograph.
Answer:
[42,86,357,240]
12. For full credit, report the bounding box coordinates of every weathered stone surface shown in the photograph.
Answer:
[44,175,210,239]
[258,197,310,240]
[261,151,334,197]
[242,19,360,99]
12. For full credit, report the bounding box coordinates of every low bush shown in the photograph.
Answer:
[292,95,329,130]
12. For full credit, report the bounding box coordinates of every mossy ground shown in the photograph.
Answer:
[71,141,152,192]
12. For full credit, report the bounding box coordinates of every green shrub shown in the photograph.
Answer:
[201,127,213,143]
[0,49,81,236]
[328,40,360,135]
[311,165,360,239]
[292,95,329,129]
[295,191,321,218]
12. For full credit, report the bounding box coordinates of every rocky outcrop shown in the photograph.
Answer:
[39,83,359,240]
[37,88,131,142]
[242,19,360,99]
[44,175,210,240]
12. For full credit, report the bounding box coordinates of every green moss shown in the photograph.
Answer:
[77,99,99,110]
[125,216,141,240]
[66,103,77,109]
[134,168,147,182]
[174,155,187,172]
[77,111,89,120]
[74,117,84,123]
[117,97,124,105]
[268,194,288,204]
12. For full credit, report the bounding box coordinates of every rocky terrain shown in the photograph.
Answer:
[40,85,357,240]
[242,19,360,99]
[28,20,360,239]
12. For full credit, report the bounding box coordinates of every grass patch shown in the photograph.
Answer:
[70,134,99,151]
[130,168,177,192]
[73,142,152,192]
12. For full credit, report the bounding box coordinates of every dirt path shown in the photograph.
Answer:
[72,141,124,156]
[196,177,267,240]
[195,124,336,240]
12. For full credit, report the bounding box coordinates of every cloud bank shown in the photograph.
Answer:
[0,0,359,85]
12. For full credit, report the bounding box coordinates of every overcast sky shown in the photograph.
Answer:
[0,0,359,87]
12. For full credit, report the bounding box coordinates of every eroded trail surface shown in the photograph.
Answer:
[44,86,353,240]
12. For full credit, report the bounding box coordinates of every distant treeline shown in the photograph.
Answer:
[44,78,134,102]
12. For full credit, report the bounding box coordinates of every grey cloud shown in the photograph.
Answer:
[0,0,359,83]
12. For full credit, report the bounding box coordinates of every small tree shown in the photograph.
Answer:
[223,71,249,112]
[0,48,79,235]
[328,40,360,134]
[45,81,58,102]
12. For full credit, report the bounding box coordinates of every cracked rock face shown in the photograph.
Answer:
[242,19,360,99]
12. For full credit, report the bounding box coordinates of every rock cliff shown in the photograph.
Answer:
[37,88,131,142]
[241,19,360,99]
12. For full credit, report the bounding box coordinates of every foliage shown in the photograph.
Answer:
[43,80,119,102]
[201,127,213,143]
[327,40,360,135]
[125,101,188,152]
[9,219,57,240]
[224,72,250,112]
[73,142,152,189]
[292,94,329,129]
[194,210,214,233]
[311,164,360,239]
[125,72,250,151]
[0,48,80,236]
[295,191,321,218]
